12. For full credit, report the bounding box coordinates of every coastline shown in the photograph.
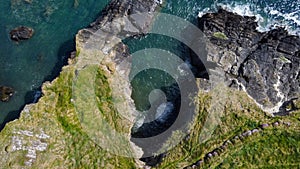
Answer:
[0,0,162,167]
[0,0,299,168]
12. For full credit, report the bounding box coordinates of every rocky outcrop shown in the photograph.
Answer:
[0,86,14,102]
[197,9,300,114]
[0,0,162,168]
[75,0,161,157]
[10,26,34,41]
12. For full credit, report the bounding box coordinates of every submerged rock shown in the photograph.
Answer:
[0,86,14,102]
[10,26,34,41]
[197,9,300,114]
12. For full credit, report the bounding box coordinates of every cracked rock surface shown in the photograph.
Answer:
[196,9,300,114]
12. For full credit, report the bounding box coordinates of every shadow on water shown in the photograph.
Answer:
[0,38,75,131]
[125,33,209,166]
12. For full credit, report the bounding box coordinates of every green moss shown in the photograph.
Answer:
[0,61,136,168]
[213,32,228,40]
[279,55,291,63]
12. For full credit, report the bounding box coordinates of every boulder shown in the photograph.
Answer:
[273,122,279,127]
[0,86,14,102]
[260,123,269,129]
[195,160,204,166]
[252,129,259,133]
[10,26,34,41]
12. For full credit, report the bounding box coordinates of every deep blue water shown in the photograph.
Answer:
[0,0,109,127]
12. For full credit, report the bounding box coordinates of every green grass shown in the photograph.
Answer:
[155,89,300,169]
[0,47,299,168]
[213,32,228,40]
[279,55,291,64]
[0,54,137,168]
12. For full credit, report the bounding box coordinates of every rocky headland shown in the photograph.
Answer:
[0,0,162,168]
[196,9,299,114]
[0,1,299,169]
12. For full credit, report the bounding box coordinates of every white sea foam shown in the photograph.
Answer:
[264,6,300,35]
[197,2,300,36]
[155,102,174,122]
[198,7,210,18]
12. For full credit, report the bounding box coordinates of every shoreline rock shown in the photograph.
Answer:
[0,86,14,102]
[0,0,163,168]
[10,26,34,42]
[197,9,300,114]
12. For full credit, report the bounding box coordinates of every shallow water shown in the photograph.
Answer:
[0,0,109,127]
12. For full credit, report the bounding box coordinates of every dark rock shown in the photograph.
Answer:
[238,134,245,141]
[10,26,34,41]
[0,86,14,102]
[231,136,240,144]
[197,9,300,114]
[195,160,204,166]
[220,145,226,151]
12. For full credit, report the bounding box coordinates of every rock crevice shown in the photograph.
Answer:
[197,9,300,114]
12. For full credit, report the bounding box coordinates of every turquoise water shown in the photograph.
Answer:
[0,0,109,127]
[128,0,300,113]
[126,0,300,161]
[1,0,299,129]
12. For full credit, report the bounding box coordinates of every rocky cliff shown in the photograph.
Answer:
[0,0,162,168]
[0,2,299,169]
[196,9,299,114]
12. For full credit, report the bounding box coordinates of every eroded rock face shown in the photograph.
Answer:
[197,9,300,114]
[0,86,14,102]
[0,0,162,168]
[75,0,162,160]
[10,26,34,41]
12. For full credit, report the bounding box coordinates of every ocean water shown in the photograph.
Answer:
[0,0,109,128]
[124,0,300,137]
[128,0,300,113]
[1,0,299,129]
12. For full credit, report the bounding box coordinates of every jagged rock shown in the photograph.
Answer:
[197,9,300,114]
[75,0,162,163]
[10,26,34,41]
[0,86,14,102]
[0,0,162,168]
